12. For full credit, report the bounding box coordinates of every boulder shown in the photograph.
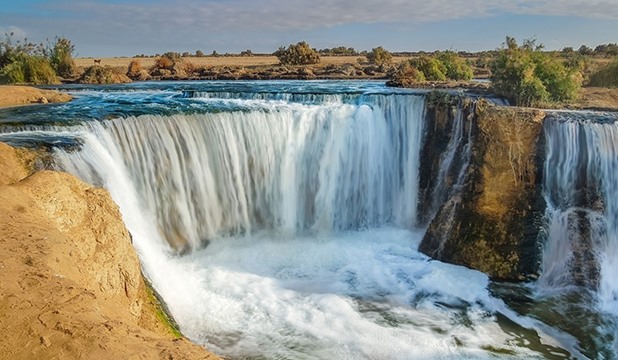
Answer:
[419,100,546,281]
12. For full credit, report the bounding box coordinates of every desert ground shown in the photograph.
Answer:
[75,55,410,69]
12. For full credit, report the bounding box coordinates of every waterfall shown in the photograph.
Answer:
[0,84,599,358]
[49,94,426,252]
[540,114,618,316]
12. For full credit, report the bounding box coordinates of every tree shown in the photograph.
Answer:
[435,51,473,81]
[366,46,392,66]
[578,45,593,55]
[195,50,204,57]
[491,37,581,107]
[46,37,76,78]
[274,41,320,65]
[410,56,447,81]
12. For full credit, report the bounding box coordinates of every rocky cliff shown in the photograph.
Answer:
[0,142,219,360]
[419,98,547,281]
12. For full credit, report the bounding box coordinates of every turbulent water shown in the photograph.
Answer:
[1,81,616,359]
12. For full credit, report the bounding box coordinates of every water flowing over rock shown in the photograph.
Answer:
[1,82,616,358]
[53,93,426,252]
[539,114,618,314]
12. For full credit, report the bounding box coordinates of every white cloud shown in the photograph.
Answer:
[2,0,616,55]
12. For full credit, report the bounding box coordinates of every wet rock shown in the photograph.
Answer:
[419,100,547,281]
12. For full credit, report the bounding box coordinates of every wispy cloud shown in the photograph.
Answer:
[47,0,618,32]
[1,0,615,55]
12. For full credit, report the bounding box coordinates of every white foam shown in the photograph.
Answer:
[143,228,569,359]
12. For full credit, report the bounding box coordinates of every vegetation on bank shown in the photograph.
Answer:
[366,46,393,66]
[2,32,616,107]
[387,51,474,87]
[274,41,321,65]
[588,59,618,88]
[490,37,582,107]
[0,33,77,84]
[79,65,131,84]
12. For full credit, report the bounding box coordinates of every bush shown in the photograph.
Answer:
[436,51,473,81]
[0,54,58,85]
[533,53,581,102]
[588,60,618,87]
[23,56,59,84]
[46,37,77,78]
[0,61,25,83]
[366,46,392,66]
[386,62,426,87]
[127,59,142,78]
[154,56,173,70]
[274,41,320,65]
[410,56,447,81]
[490,37,581,107]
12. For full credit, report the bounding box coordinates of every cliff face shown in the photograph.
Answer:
[0,142,219,360]
[419,100,546,281]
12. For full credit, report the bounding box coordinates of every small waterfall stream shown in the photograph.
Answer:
[540,113,618,317]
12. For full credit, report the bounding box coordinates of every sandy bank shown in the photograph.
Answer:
[0,85,72,108]
[0,142,219,360]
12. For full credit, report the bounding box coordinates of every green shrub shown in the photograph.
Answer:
[0,33,66,84]
[410,56,447,81]
[274,41,320,65]
[588,60,618,87]
[533,53,580,102]
[490,37,581,107]
[0,55,58,84]
[0,60,25,83]
[436,51,473,81]
[366,46,392,66]
[23,56,59,84]
[47,37,77,78]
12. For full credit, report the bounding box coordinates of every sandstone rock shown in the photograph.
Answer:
[419,100,546,281]
[0,85,72,108]
[0,143,219,359]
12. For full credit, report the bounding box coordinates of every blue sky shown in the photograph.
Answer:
[1,0,617,57]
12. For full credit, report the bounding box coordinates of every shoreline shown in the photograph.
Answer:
[0,85,72,109]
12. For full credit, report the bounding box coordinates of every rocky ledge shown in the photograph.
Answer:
[418,97,546,281]
[0,86,72,108]
[0,142,219,360]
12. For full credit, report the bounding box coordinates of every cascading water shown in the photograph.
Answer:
[536,112,618,357]
[0,81,594,359]
[82,94,425,251]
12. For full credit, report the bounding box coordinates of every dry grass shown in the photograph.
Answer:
[574,87,618,110]
[75,56,411,69]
